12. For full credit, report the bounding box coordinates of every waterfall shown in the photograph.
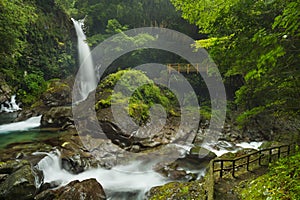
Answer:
[0,95,22,113]
[71,18,97,101]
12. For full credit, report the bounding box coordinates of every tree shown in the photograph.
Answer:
[172,0,300,125]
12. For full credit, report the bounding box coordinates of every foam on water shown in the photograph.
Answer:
[35,150,170,199]
[0,95,22,113]
[202,140,264,157]
[0,115,41,134]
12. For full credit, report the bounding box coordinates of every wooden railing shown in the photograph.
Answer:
[167,63,206,74]
[212,143,297,179]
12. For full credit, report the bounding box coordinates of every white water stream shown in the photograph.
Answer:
[35,150,171,199]
[0,95,22,113]
[33,140,263,199]
[0,115,41,134]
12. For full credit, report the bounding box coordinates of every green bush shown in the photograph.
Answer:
[17,73,47,105]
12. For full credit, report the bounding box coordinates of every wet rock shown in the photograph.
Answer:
[41,79,72,107]
[58,130,125,172]
[0,160,29,174]
[36,179,106,200]
[41,106,74,130]
[0,164,37,200]
[0,75,12,104]
[188,146,217,161]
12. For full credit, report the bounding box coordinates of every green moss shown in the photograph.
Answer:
[148,181,206,200]
[96,69,179,124]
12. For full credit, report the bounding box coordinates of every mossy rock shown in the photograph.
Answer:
[0,164,36,200]
[147,180,206,200]
[42,79,71,107]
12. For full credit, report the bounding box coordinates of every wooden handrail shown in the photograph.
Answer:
[212,143,297,178]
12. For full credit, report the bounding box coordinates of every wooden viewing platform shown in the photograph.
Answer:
[166,63,208,74]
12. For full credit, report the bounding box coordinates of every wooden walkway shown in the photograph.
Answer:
[167,63,208,74]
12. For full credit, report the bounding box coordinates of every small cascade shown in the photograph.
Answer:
[71,18,97,102]
[202,140,264,157]
[35,150,171,199]
[0,115,41,134]
[0,95,22,113]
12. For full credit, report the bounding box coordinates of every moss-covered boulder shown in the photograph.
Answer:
[0,163,37,200]
[147,180,206,199]
[41,78,72,107]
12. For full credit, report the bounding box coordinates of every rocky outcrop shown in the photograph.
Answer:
[15,77,73,122]
[41,79,72,107]
[0,161,37,200]
[41,106,74,130]
[0,74,12,104]
[35,179,106,200]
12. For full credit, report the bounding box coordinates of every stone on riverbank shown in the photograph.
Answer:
[35,179,106,200]
[0,162,36,200]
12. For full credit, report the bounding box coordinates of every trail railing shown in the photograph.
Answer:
[212,143,297,179]
[167,63,206,74]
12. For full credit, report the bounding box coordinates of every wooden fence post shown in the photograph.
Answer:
[259,152,263,166]
[220,161,223,178]
[232,160,236,178]
[246,155,250,171]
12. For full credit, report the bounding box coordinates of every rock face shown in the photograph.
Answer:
[41,106,74,130]
[36,179,106,200]
[0,162,37,200]
[41,79,72,107]
[0,75,12,104]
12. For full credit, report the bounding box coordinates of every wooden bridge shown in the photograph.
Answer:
[166,63,209,74]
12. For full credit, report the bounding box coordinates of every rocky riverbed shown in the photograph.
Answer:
[0,76,299,200]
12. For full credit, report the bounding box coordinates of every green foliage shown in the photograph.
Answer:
[0,0,37,68]
[172,0,300,126]
[96,69,178,124]
[17,73,47,105]
[239,149,300,199]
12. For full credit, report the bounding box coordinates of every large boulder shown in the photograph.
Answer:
[36,179,106,200]
[41,79,72,107]
[0,163,37,200]
[41,106,74,130]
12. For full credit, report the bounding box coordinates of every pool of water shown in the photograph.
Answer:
[0,113,61,149]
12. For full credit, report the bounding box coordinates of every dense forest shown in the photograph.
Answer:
[1,0,298,128]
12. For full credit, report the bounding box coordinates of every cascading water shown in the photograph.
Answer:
[0,95,21,113]
[71,18,97,101]
[35,150,172,199]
